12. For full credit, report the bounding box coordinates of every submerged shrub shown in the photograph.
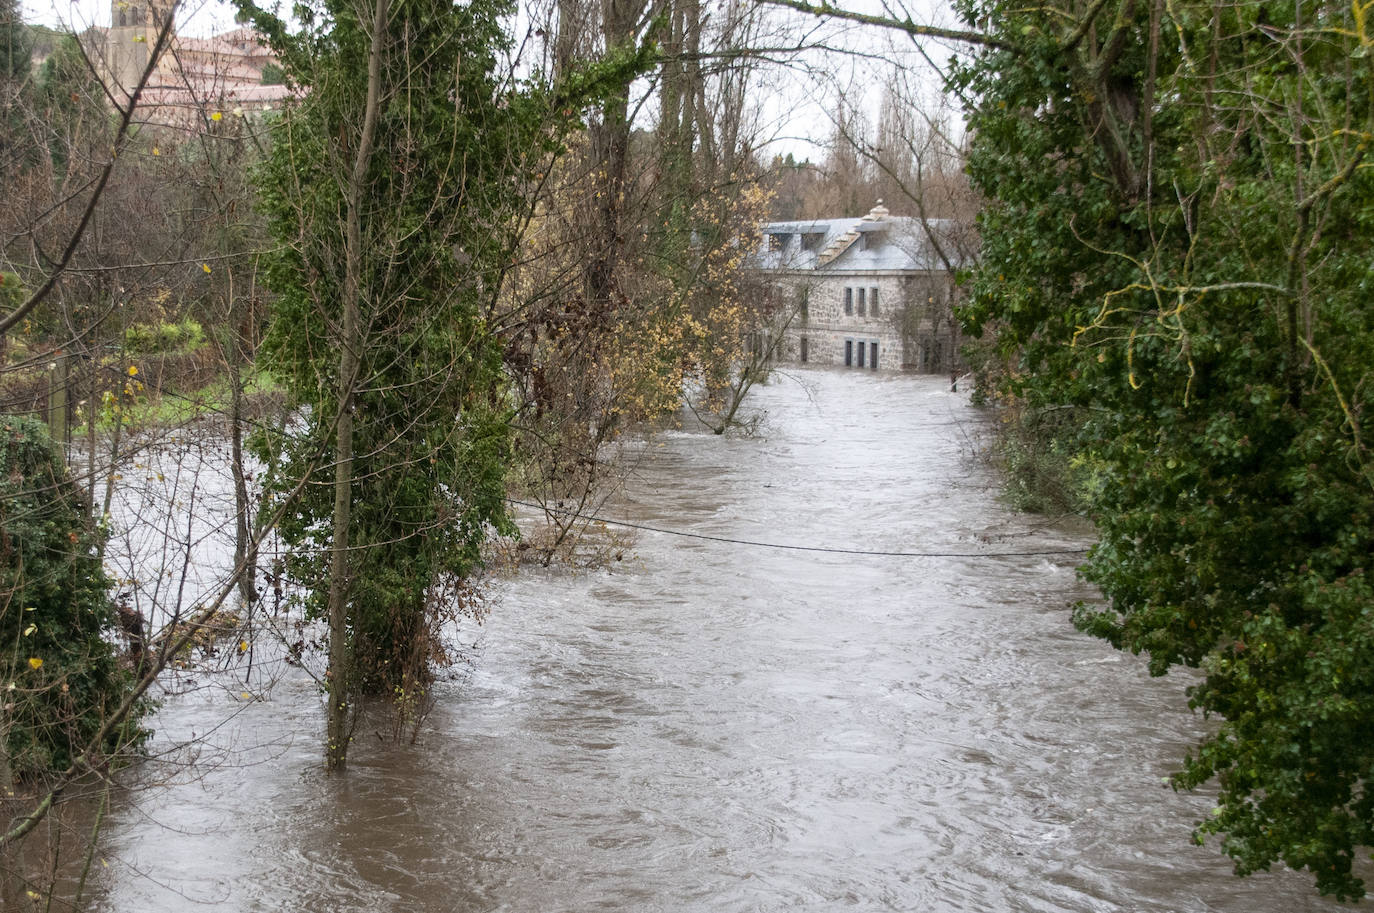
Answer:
[0,416,146,782]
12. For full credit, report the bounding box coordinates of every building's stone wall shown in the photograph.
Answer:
[773,271,956,372]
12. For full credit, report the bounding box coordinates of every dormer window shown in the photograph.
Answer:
[860,231,886,251]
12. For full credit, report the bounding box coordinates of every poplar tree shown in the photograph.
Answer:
[238,0,562,768]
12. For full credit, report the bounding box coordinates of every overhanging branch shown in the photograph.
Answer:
[755,0,1017,52]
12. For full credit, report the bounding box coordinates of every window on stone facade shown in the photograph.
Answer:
[844,287,853,315]
[800,337,809,362]
[870,342,878,370]
[857,339,866,368]
[798,288,808,321]
[857,287,866,317]
[845,339,853,366]
[870,287,879,315]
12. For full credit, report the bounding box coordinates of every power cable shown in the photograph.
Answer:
[506,498,1091,559]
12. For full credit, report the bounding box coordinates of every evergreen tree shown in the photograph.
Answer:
[33,34,103,179]
[0,0,28,83]
[0,0,31,180]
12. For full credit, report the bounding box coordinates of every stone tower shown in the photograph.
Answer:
[104,0,174,95]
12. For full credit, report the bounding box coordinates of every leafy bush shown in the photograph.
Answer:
[122,318,206,356]
[0,417,146,782]
[992,406,1093,515]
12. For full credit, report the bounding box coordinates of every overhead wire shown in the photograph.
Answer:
[506,499,1091,559]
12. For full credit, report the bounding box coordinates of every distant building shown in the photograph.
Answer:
[753,202,968,373]
[94,0,291,130]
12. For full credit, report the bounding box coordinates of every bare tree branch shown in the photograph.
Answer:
[0,10,177,337]
[754,0,1017,51]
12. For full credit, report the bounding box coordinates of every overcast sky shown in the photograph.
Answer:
[22,0,241,36]
[20,0,962,162]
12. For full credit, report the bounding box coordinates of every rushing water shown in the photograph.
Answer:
[91,368,1348,912]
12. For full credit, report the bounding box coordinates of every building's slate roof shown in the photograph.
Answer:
[754,203,963,273]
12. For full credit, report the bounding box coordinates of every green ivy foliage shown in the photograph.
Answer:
[0,418,145,781]
[236,0,641,698]
[952,0,1374,897]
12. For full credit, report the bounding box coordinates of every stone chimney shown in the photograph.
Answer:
[863,200,890,221]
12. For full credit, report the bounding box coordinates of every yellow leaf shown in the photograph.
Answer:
[210,111,223,122]
[23,624,35,637]
[27,657,43,670]
[238,641,248,653]
[202,263,212,273]
[127,364,138,376]
[152,146,160,156]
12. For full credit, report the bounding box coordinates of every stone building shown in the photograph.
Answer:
[94,0,291,128]
[102,0,175,98]
[753,202,967,373]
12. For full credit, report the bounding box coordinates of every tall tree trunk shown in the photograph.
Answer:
[584,0,644,308]
[229,356,259,607]
[326,0,389,772]
[224,270,260,609]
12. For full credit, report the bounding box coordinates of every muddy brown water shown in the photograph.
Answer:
[91,368,1349,912]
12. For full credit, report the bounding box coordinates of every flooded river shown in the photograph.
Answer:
[93,368,1347,912]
